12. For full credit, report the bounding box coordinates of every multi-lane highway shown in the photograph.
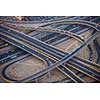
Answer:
[0,25,86,83]
[0,16,100,83]
[0,19,100,82]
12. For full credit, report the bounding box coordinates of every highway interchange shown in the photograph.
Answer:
[0,16,100,83]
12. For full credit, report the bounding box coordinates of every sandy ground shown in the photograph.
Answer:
[38,69,67,83]
[5,56,46,81]
[55,38,89,59]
